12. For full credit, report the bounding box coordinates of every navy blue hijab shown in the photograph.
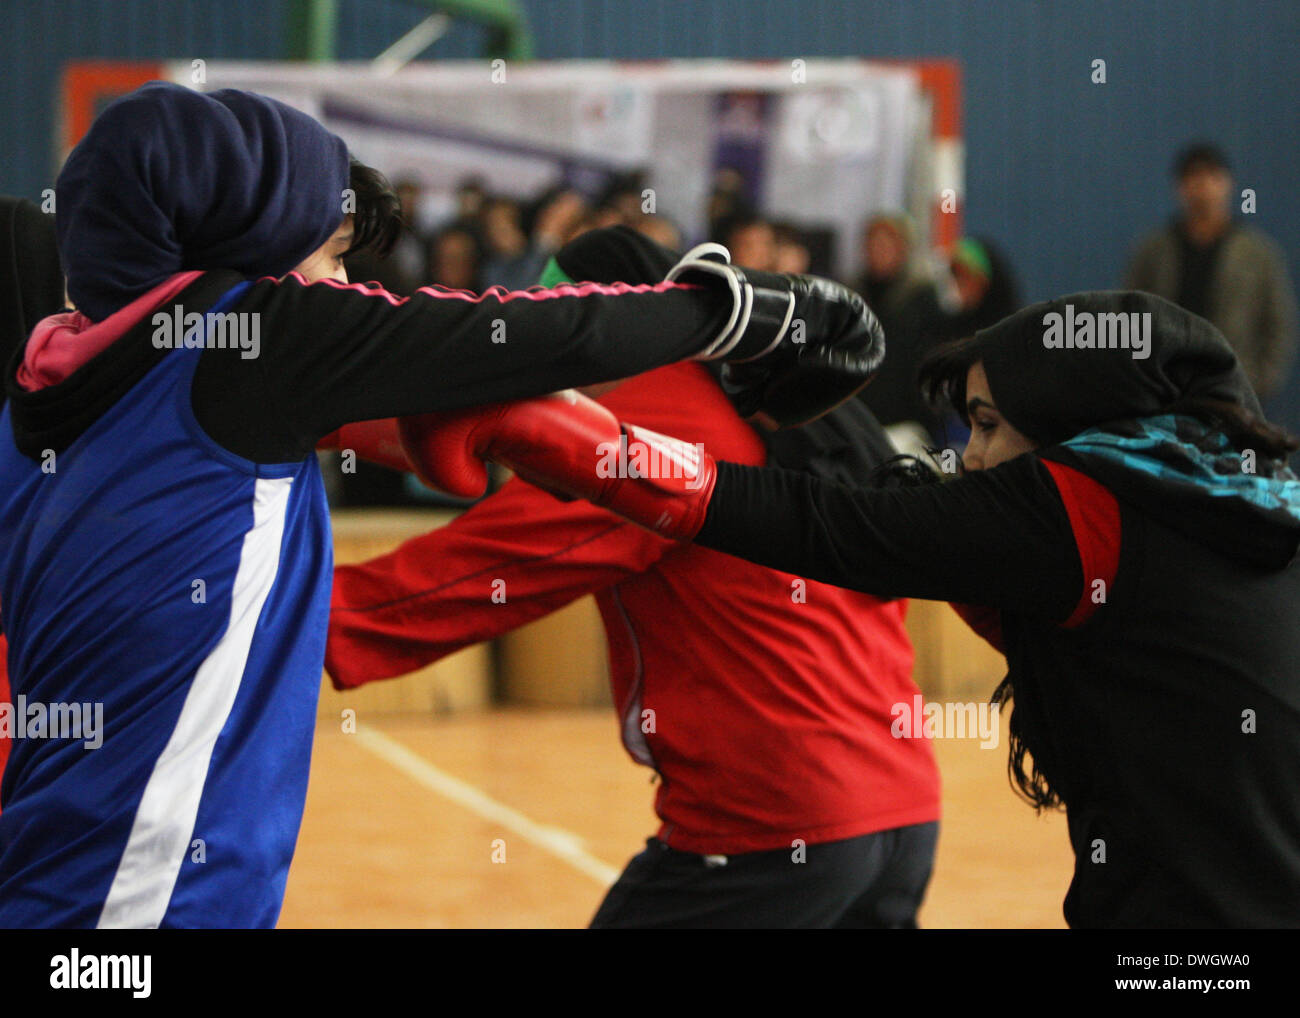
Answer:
[56,82,349,322]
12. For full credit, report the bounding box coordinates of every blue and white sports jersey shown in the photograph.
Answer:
[0,284,332,928]
[3,79,740,932]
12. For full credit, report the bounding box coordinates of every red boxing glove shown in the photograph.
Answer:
[317,418,410,473]
[398,391,717,540]
[396,408,492,499]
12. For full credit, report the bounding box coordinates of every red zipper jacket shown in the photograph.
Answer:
[327,361,940,854]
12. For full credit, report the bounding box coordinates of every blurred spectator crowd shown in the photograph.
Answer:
[6,139,1291,507]
[345,139,1294,491]
[343,164,1029,487]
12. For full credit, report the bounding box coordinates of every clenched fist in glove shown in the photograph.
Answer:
[669,243,886,428]
[551,226,886,429]
[398,391,717,540]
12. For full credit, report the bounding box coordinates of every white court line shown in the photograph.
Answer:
[352,723,622,886]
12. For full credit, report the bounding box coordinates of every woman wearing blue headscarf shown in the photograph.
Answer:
[0,82,881,928]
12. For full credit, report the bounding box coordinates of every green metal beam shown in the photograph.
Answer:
[287,0,532,64]
[286,0,339,62]
[411,0,534,61]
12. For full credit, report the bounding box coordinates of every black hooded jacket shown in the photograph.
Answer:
[695,290,1300,927]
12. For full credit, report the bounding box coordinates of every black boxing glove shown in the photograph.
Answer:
[665,245,886,428]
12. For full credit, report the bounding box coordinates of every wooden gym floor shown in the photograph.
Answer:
[279,707,1074,928]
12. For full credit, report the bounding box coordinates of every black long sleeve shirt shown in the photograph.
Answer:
[696,453,1300,928]
[8,265,736,464]
[697,455,1083,619]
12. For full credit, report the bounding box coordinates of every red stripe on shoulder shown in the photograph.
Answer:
[259,271,690,307]
[1041,459,1121,628]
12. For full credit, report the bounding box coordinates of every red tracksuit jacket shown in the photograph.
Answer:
[327,361,941,854]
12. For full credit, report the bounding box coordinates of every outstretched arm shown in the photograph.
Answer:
[195,269,733,463]
[327,476,673,689]
[392,381,1110,625]
[193,224,881,464]
[327,361,762,688]
[695,456,1087,619]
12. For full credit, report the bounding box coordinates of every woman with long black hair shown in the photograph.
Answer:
[408,280,1300,927]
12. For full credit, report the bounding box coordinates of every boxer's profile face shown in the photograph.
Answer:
[961,361,1037,471]
[292,216,355,284]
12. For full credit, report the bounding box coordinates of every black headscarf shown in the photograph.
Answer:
[942,290,1298,569]
[968,290,1261,443]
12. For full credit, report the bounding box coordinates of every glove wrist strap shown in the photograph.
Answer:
[723,286,795,362]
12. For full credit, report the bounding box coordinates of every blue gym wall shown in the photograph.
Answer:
[3,0,1299,423]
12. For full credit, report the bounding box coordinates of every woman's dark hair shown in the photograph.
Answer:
[868,452,945,488]
[918,335,979,424]
[1160,395,1300,461]
[918,331,1300,812]
[344,158,403,260]
[990,676,1062,811]
[917,334,1065,447]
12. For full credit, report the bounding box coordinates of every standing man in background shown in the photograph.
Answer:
[1126,142,1297,402]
